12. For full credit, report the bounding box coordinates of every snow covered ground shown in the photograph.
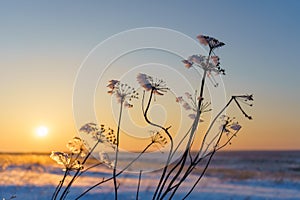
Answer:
[0,151,300,200]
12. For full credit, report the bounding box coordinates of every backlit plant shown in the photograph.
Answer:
[50,34,253,200]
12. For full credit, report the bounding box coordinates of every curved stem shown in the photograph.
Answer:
[75,142,154,199]
[158,70,208,200]
[142,89,174,200]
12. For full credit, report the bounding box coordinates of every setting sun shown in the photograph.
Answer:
[36,126,48,137]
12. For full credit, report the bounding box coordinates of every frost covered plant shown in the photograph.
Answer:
[50,151,82,170]
[219,115,242,134]
[50,152,70,167]
[137,73,169,96]
[197,34,225,51]
[107,80,138,107]
[137,73,175,200]
[52,33,253,200]
[99,151,114,168]
[50,137,87,200]
[80,123,117,147]
[67,137,88,157]
[50,123,117,200]
[107,80,138,199]
[50,137,87,171]
[182,55,225,75]
[182,54,225,87]
[176,91,211,121]
[153,35,253,200]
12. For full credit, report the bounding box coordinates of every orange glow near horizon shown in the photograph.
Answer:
[0,75,300,153]
[0,79,299,153]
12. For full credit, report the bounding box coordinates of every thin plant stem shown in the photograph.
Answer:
[75,162,103,179]
[182,127,227,200]
[154,127,192,199]
[169,130,223,199]
[233,97,252,119]
[52,168,69,200]
[59,140,100,200]
[158,50,212,200]
[170,126,192,159]
[136,170,142,200]
[55,151,83,200]
[113,100,124,200]
[171,124,241,199]
[168,129,240,193]
[164,97,235,198]
[75,142,154,199]
[197,97,234,158]
[155,126,193,195]
[142,89,173,200]
[52,178,63,200]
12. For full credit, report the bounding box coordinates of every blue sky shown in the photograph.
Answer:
[0,0,299,151]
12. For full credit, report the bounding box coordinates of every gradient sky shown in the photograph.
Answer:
[0,0,299,152]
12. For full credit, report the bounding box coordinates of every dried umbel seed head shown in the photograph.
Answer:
[219,115,242,136]
[107,80,138,107]
[66,137,87,157]
[50,151,83,171]
[150,131,168,147]
[176,91,211,121]
[50,151,70,167]
[197,35,225,50]
[79,123,117,148]
[104,128,117,145]
[137,73,169,96]
[183,54,225,75]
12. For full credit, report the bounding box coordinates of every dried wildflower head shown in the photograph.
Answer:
[182,54,225,87]
[67,137,87,157]
[50,151,70,167]
[79,123,98,134]
[107,80,138,108]
[107,80,119,91]
[50,151,83,171]
[176,91,211,121]
[137,73,169,96]
[104,127,117,145]
[150,131,168,147]
[197,35,225,51]
[219,115,242,136]
[99,151,114,168]
[182,55,225,75]
[79,123,117,148]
